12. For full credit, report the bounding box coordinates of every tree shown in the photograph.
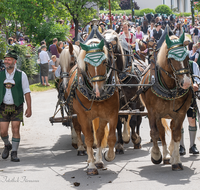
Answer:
[57,0,120,39]
[155,5,172,15]
[119,0,140,10]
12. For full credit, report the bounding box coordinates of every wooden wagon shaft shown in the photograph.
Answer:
[49,110,148,123]
[105,83,153,87]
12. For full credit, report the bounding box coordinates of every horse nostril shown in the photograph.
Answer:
[181,81,184,87]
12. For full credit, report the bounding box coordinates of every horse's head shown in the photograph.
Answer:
[157,33,191,90]
[103,30,125,71]
[79,39,108,98]
[60,42,80,89]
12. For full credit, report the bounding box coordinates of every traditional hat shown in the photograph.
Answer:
[4,50,18,60]
[80,40,107,67]
[166,32,188,62]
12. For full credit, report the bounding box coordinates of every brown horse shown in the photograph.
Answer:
[140,33,192,170]
[136,39,147,62]
[66,39,119,175]
[59,43,108,155]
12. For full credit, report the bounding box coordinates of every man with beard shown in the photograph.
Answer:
[0,50,32,162]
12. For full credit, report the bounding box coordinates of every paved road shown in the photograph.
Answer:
[0,89,200,190]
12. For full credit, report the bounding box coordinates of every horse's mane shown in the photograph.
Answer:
[78,38,108,71]
[157,35,178,67]
[59,44,80,72]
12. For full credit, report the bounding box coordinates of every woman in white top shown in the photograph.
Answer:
[147,22,155,38]
[189,44,199,63]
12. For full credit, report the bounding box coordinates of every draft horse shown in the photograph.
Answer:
[103,29,145,153]
[140,33,192,170]
[66,39,119,175]
[59,43,108,155]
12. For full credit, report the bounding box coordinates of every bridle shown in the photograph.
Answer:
[159,44,190,84]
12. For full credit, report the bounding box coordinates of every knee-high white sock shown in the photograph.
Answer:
[189,126,197,148]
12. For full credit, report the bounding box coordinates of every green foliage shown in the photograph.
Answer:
[174,12,192,17]
[155,5,172,15]
[33,21,70,47]
[139,8,155,16]
[9,45,39,78]
[99,10,141,16]
[0,33,7,60]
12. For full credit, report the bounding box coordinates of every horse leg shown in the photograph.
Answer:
[93,118,108,149]
[78,116,98,175]
[71,127,78,149]
[169,119,183,171]
[130,115,142,149]
[150,115,162,164]
[115,117,124,154]
[95,119,108,169]
[104,117,118,162]
[72,118,86,156]
[156,119,170,164]
[122,117,130,144]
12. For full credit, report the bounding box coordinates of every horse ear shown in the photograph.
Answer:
[98,39,104,49]
[179,32,185,43]
[165,34,172,48]
[80,42,88,51]
[69,41,74,55]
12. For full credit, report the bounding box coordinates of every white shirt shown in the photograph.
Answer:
[148,27,155,38]
[192,61,200,85]
[39,50,50,64]
[55,65,61,78]
[3,69,31,105]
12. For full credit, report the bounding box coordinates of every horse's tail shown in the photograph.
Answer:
[161,118,170,132]
[92,118,108,148]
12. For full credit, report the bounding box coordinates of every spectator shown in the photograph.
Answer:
[8,37,15,46]
[189,44,199,62]
[49,55,60,73]
[39,45,50,86]
[193,26,199,44]
[49,38,59,58]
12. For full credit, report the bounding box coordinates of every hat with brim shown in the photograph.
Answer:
[4,50,18,60]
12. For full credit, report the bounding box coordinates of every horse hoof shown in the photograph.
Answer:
[95,162,104,169]
[115,148,124,154]
[104,151,115,162]
[87,168,98,175]
[151,155,162,165]
[172,163,183,171]
[72,143,78,149]
[123,140,130,144]
[134,143,141,149]
[163,159,170,165]
[77,150,87,156]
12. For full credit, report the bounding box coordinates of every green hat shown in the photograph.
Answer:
[166,32,188,61]
[80,40,107,67]
[4,50,18,60]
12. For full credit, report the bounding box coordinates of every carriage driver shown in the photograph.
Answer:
[179,60,200,155]
[0,50,32,162]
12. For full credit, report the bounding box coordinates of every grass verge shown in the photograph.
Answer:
[30,80,56,92]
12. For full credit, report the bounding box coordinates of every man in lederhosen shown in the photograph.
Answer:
[0,50,32,162]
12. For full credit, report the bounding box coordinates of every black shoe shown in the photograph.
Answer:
[11,151,20,162]
[179,145,186,156]
[2,143,12,159]
[189,144,199,155]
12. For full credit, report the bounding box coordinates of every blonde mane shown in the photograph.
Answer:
[59,44,80,72]
[78,39,108,71]
[157,35,179,67]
